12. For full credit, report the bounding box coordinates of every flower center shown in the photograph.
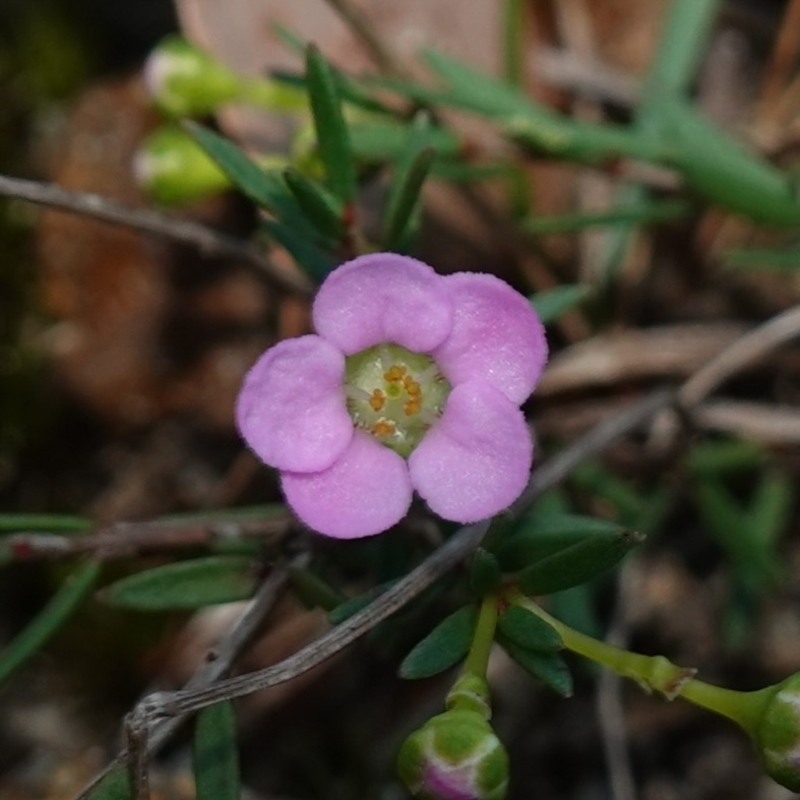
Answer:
[344,344,451,457]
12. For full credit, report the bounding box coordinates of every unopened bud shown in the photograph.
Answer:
[397,708,509,800]
[143,35,307,118]
[143,36,246,117]
[754,673,800,791]
[133,126,288,205]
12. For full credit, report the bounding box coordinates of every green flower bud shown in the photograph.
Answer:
[754,673,800,791]
[143,36,244,117]
[397,709,509,800]
[134,125,288,205]
[143,36,308,118]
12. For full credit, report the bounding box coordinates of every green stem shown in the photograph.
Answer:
[464,594,499,678]
[508,591,772,735]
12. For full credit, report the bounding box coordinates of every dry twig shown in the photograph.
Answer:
[0,174,312,295]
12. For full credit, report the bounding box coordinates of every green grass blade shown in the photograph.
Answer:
[0,560,101,687]
[194,702,240,800]
[305,44,357,203]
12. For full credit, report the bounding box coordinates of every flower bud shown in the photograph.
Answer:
[754,673,800,791]
[133,126,288,205]
[397,709,509,800]
[143,35,247,117]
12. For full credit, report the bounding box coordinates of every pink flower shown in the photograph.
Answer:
[236,253,547,538]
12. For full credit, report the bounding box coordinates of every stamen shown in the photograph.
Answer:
[369,389,386,412]
[384,365,407,383]
[371,419,397,438]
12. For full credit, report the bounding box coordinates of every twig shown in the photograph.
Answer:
[70,388,675,800]
[72,551,308,800]
[5,514,291,562]
[0,173,312,296]
[678,306,800,407]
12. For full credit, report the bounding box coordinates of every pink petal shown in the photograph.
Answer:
[236,335,352,473]
[431,272,548,404]
[312,253,454,355]
[408,382,532,522]
[281,431,413,538]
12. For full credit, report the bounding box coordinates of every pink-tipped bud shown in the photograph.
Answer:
[397,708,509,800]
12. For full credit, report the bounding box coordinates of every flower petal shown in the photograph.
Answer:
[431,272,548,404]
[281,431,413,538]
[236,335,352,473]
[313,253,453,355]
[408,382,532,522]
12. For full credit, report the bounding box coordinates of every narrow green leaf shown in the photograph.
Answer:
[283,167,346,240]
[502,0,525,87]
[84,768,132,800]
[529,285,591,324]
[288,566,345,611]
[158,504,289,525]
[497,606,562,652]
[495,512,626,571]
[185,122,305,224]
[514,528,644,595]
[693,479,782,587]
[686,439,765,476]
[499,635,573,697]
[328,580,397,625]
[383,138,436,250]
[194,701,240,800]
[521,201,689,235]
[98,556,257,610]
[0,513,92,534]
[305,45,356,202]
[260,217,336,282]
[399,605,477,679]
[749,471,793,547]
[469,548,502,598]
[723,247,800,273]
[348,119,460,163]
[0,560,101,687]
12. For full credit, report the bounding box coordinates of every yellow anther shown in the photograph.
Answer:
[368,389,386,412]
[371,419,397,438]
[403,376,421,396]
[384,365,407,382]
[403,398,421,416]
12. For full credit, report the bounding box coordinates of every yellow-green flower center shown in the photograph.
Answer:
[344,344,451,457]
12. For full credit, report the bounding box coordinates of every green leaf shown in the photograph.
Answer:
[686,439,765,476]
[194,701,240,800]
[348,118,460,163]
[260,217,336,282]
[399,605,477,679]
[0,513,92,534]
[514,527,644,595]
[749,471,793,547]
[84,768,131,800]
[0,560,101,687]
[283,167,346,240]
[468,548,502,598]
[693,478,782,587]
[497,606,562,652]
[288,565,345,611]
[98,556,257,610]
[499,635,573,696]
[383,115,436,249]
[521,201,689,235]
[185,122,305,225]
[723,247,800,273]
[328,580,397,625]
[495,512,627,571]
[529,285,591,324]
[305,45,356,202]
